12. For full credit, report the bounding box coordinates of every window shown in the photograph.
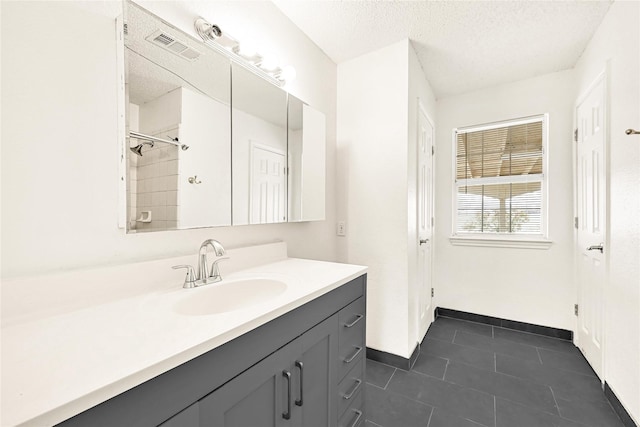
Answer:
[452,115,549,246]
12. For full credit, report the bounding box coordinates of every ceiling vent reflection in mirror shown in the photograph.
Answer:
[146,29,201,61]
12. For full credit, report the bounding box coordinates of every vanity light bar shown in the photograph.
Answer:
[194,17,287,88]
[129,131,189,151]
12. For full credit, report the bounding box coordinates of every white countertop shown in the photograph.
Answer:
[1,254,366,426]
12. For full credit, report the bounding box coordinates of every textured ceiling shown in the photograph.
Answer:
[272,0,613,97]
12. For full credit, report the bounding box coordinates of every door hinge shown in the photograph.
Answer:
[431,146,435,156]
[431,217,434,227]
[431,288,434,297]
[574,217,579,229]
[574,128,578,142]
[574,304,579,316]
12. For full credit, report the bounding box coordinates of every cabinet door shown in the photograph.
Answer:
[199,340,299,427]
[297,314,339,427]
[158,403,199,427]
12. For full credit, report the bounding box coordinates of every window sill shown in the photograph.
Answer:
[449,236,553,250]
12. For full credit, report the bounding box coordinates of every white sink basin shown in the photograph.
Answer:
[173,279,288,315]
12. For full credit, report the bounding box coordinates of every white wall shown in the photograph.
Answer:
[434,70,577,331]
[574,1,640,422]
[337,40,436,358]
[0,0,337,279]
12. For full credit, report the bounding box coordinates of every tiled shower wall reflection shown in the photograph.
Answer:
[129,128,180,232]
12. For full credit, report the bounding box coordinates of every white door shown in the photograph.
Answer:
[418,102,435,340]
[250,144,286,224]
[575,74,607,379]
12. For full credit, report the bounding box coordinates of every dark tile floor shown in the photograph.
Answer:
[364,316,625,427]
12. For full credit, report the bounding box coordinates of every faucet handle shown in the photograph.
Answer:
[172,265,197,289]
[209,256,230,280]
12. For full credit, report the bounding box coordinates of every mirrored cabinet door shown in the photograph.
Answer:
[231,63,288,225]
[125,1,231,233]
[288,96,326,222]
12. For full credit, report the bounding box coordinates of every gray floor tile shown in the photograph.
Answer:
[445,361,558,415]
[436,318,494,338]
[412,354,448,380]
[495,354,606,403]
[387,369,495,427]
[556,397,624,427]
[538,348,596,377]
[366,359,396,389]
[428,408,490,427]
[365,383,432,427]
[493,328,576,354]
[496,398,588,427]
[422,338,495,371]
[453,330,541,362]
[425,321,457,343]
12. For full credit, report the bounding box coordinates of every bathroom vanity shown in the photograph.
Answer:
[1,243,366,427]
[60,275,366,427]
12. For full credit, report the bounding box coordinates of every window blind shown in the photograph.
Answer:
[455,119,544,235]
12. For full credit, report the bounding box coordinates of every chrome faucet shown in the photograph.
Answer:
[197,239,227,285]
[173,239,228,288]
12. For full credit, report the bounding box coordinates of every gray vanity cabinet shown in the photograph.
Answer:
[199,314,338,426]
[57,274,365,427]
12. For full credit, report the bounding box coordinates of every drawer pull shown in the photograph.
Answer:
[344,314,363,328]
[295,360,303,407]
[282,370,291,420]
[348,409,363,427]
[344,346,363,364]
[342,379,362,400]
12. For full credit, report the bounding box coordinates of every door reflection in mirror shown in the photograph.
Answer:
[231,63,288,225]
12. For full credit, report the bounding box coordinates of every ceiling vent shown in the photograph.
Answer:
[146,30,201,61]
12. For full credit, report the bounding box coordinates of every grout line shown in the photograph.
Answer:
[549,387,561,416]
[535,347,544,364]
[494,353,497,373]
[425,406,434,427]
[494,395,497,427]
[442,359,449,380]
[382,368,396,390]
[452,329,458,343]
[366,420,385,427]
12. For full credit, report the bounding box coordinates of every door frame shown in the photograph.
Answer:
[573,66,609,382]
[417,98,436,342]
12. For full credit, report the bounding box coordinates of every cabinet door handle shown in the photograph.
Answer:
[295,361,303,407]
[342,379,362,400]
[348,409,363,427]
[344,346,363,364]
[344,314,363,328]
[282,370,292,420]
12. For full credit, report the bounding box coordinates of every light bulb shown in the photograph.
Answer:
[259,52,279,72]
[279,65,297,83]
[236,42,258,61]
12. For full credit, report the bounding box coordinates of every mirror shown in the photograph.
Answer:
[124,1,231,232]
[287,96,326,222]
[231,63,288,225]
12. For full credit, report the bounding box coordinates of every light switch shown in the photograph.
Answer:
[337,221,346,236]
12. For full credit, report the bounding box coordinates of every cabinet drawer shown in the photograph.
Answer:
[337,390,363,427]
[338,297,365,379]
[337,357,364,418]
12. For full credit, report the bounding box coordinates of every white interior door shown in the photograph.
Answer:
[418,102,435,340]
[250,144,286,224]
[575,74,607,379]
